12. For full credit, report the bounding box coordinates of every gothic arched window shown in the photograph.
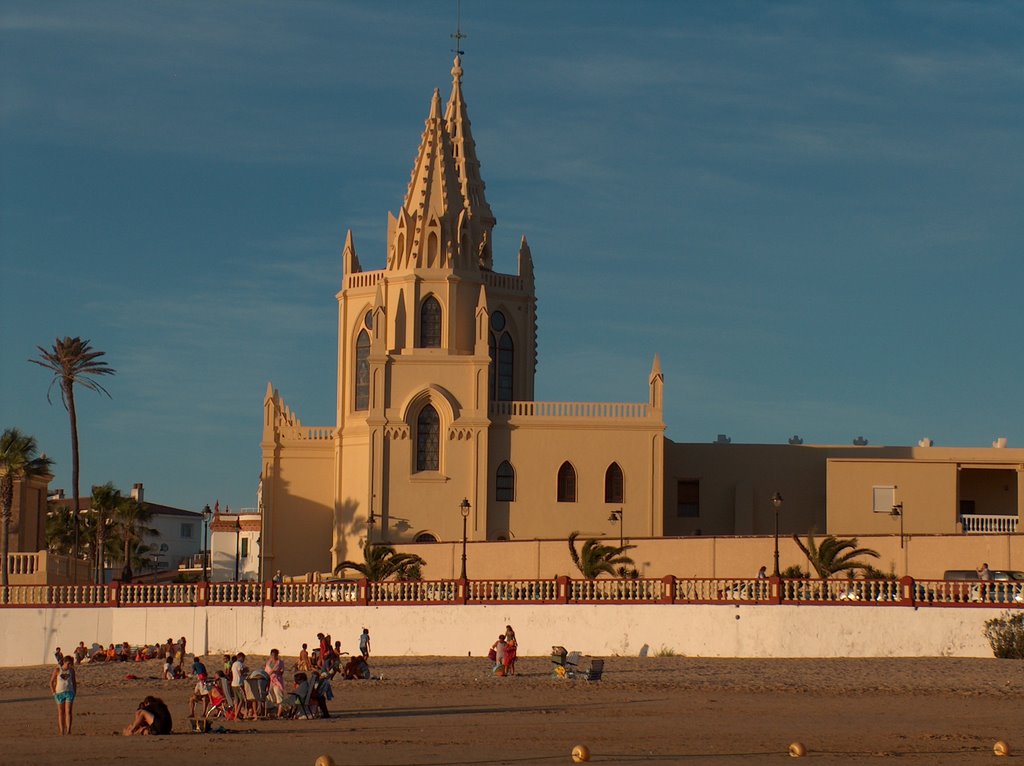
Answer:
[557,461,577,503]
[604,462,624,503]
[488,311,514,401]
[416,404,440,472]
[355,330,370,411]
[496,460,515,502]
[420,296,442,348]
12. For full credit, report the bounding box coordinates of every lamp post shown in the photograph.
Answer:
[459,498,470,580]
[890,503,904,549]
[233,512,241,582]
[771,492,783,577]
[608,508,624,549]
[201,504,211,582]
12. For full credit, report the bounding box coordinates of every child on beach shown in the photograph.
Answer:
[491,635,507,675]
[359,627,371,659]
[49,655,76,735]
[297,643,311,671]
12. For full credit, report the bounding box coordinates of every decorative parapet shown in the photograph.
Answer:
[490,401,652,420]
[483,271,525,292]
[1,575,1019,609]
[345,270,385,290]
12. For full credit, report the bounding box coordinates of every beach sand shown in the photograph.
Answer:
[1,654,1021,765]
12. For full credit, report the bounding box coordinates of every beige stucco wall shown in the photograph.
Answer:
[389,532,1024,581]
[0,601,1003,667]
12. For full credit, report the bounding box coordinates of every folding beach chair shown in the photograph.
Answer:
[206,678,236,720]
[582,659,604,681]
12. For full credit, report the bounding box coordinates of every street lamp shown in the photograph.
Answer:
[233,511,241,582]
[608,508,624,549]
[201,504,212,582]
[890,502,904,549]
[771,492,783,577]
[459,498,471,580]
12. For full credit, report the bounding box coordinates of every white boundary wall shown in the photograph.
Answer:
[0,604,1001,667]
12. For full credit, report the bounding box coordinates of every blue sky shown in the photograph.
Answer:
[2,1,1022,513]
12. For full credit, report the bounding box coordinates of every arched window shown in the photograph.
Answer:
[416,404,440,471]
[414,532,439,543]
[604,462,624,503]
[488,311,514,401]
[420,296,441,348]
[355,330,370,411]
[496,461,515,502]
[557,461,576,503]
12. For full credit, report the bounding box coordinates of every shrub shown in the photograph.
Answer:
[654,645,678,657]
[781,565,808,579]
[984,612,1024,659]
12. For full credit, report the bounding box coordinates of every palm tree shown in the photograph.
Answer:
[792,531,880,578]
[334,543,425,582]
[0,428,54,589]
[112,495,157,583]
[46,504,76,556]
[567,530,636,580]
[89,483,121,584]
[29,337,115,566]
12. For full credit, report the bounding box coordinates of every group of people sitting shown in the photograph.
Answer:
[58,637,189,672]
[188,648,336,721]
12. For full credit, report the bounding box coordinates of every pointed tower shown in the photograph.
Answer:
[387,89,465,272]
[342,229,361,279]
[445,55,496,270]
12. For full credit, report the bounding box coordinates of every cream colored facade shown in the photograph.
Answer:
[259,56,1022,579]
[261,58,664,577]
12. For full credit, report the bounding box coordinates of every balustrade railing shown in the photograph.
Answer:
[1,575,1022,608]
[490,401,651,419]
[571,578,661,602]
[120,583,198,606]
[469,579,559,602]
[961,514,1019,533]
[208,581,263,604]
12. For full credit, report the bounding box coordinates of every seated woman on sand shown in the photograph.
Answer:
[123,696,173,736]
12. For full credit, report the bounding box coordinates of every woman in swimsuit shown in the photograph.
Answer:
[49,655,77,735]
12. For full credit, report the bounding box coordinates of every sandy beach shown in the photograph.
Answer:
[1,654,1021,765]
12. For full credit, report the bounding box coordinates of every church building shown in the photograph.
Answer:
[260,57,665,576]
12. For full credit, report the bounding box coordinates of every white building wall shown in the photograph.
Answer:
[145,513,202,572]
[0,603,1001,666]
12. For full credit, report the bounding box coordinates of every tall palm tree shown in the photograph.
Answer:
[0,428,54,589]
[334,543,425,582]
[112,495,157,583]
[567,530,636,580]
[29,337,115,566]
[89,483,121,584]
[792,531,880,578]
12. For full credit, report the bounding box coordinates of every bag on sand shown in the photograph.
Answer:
[487,648,497,662]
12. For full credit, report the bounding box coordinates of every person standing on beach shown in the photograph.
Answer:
[503,625,518,676]
[49,655,77,734]
[230,653,247,715]
[297,643,311,671]
[265,649,286,711]
[359,628,371,660]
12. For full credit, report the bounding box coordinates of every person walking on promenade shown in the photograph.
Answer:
[359,628,371,660]
[49,655,77,735]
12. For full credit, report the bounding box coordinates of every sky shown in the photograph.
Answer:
[2,1,1022,514]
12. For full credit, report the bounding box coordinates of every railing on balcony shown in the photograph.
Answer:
[1,575,1022,609]
[961,514,1019,533]
[490,401,651,419]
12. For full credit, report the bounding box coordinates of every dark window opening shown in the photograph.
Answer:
[420,296,442,348]
[355,330,370,411]
[677,480,699,517]
[605,462,624,503]
[496,461,515,502]
[557,462,577,503]
[416,405,440,471]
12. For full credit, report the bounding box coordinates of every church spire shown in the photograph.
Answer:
[389,88,465,272]
[445,55,496,270]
